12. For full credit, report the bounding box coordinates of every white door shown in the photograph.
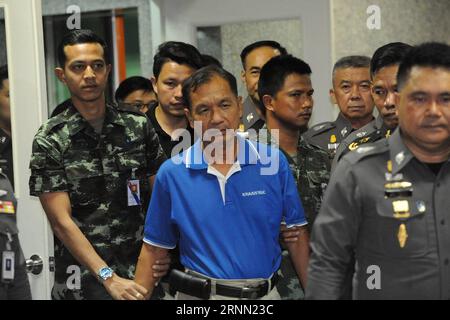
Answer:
[0,0,53,299]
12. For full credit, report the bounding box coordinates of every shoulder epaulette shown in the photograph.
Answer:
[115,104,146,118]
[305,121,335,138]
[344,139,389,164]
[40,114,66,135]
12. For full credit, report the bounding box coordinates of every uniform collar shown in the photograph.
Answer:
[389,129,416,175]
[374,114,385,130]
[66,102,126,136]
[335,112,353,138]
[185,133,260,170]
[243,96,262,127]
[259,123,310,152]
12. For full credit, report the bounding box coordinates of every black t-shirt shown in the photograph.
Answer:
[146,105,195,158]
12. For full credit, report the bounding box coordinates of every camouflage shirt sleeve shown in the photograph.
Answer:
[29,134,69,196]
[144,118,167,176]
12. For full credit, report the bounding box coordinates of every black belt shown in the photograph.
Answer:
[169,269,279,299]
[215,273,279,299]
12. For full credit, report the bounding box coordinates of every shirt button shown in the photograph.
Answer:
[445,259,449,266]
[437,183,441,188]
[441,220,446,226]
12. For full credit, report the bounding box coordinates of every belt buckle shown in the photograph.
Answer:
[240,286,260,299]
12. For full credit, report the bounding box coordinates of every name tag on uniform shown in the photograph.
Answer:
[2,250,15,282]
[127,180,141,206]
[0,201,15,214]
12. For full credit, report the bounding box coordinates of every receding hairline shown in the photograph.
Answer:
[332,66,371,85]
[243,46,282,68]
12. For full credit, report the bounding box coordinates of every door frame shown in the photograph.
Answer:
[0,0,53,300]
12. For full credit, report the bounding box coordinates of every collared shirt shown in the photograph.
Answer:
[29,103,166,299]
[332,115,392,170]
[147,104,195,158]
[303,113,355,159]
[307,129,450,300]
[241,96,265,132]
[144,135,307,279]
[0,128,13,188]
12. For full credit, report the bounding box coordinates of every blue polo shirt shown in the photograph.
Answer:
[143,136,307,279]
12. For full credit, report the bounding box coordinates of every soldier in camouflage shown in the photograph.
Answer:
[257,55,330,299]
[28,30,167,300]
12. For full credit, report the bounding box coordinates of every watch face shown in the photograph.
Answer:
[99,267,113,280]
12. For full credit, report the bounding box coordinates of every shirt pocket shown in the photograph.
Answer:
[64,151,105,206]
[374,198,428,258]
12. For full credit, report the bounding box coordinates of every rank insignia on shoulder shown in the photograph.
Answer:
[356,146,375,153]
[349,142,359,151]
[314,124,326,131]
[0,201,15,214]
[356,131,367,138]
[0,189,7,197]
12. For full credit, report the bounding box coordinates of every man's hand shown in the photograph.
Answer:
[103,274,148,300]
[280,224,303,244]
[152,256,171,284]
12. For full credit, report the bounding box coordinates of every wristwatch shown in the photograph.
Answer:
[98,266,114,282]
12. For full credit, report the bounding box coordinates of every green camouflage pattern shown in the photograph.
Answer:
[29,103,166,300]
[255,125,330,300]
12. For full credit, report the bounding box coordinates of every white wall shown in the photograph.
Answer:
[160,0,334,125]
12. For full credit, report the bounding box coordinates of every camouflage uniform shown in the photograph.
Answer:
[255,125,330,299]
[29,103,166,300]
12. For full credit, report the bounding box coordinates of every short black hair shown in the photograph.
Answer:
[240,40,288,69]
[115,76,154,103]
[397,42,450,90]
[332,55,371,81]
[201,54,222,68]
[153,41,204,79]
[258,55,312,116]
[182,65,238,110]
[0,65,8,90]
[57,29,109,67]
[370,42,413,78]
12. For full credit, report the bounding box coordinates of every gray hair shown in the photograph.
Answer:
[332,55,371,81]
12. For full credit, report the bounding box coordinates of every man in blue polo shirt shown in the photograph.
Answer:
[134,65,309,300]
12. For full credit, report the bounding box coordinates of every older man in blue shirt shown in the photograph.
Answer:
[134,66,309,300]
